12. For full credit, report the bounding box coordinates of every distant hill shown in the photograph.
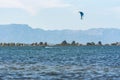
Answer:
[0,24,120,44]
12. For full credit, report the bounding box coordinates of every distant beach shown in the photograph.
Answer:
[0,41,120,47]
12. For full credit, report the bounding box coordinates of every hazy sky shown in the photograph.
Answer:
[0,0,119,30]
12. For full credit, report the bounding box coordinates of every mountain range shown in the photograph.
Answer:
[0,24,120,44]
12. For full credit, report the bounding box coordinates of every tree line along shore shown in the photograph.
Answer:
[0,41,120,46]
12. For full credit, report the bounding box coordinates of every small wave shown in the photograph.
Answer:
[45,46,53,49]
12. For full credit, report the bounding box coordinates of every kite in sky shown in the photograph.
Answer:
[79,11,84,20]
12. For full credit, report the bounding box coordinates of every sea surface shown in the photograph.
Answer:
[0,46,120,80]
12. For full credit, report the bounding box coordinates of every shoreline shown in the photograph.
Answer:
[0,41,120,46]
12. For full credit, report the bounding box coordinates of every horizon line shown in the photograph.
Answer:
[0,23,120,31]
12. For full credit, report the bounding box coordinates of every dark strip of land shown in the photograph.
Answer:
[0,41,120,46]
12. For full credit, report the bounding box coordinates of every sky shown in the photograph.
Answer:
[0,0,120,30]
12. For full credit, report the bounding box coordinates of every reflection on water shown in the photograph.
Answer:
[0,46,120,80]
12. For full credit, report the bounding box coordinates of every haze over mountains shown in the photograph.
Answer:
[0,24,120,44]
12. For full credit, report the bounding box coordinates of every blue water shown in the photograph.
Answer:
[0,46,120,80]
